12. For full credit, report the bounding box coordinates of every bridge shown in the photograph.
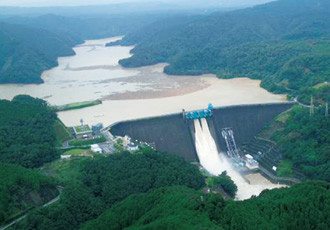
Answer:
[184,103,214,120]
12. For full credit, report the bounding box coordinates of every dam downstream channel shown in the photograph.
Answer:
[194,118,284,200]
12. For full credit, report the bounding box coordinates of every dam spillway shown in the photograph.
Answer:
[193,118,283,200]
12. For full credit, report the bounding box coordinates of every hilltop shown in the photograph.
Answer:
[113,0,330,105]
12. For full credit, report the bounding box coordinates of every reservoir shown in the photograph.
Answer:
[0,37,285,127]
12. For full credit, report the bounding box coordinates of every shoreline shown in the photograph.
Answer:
[0,35,286,128]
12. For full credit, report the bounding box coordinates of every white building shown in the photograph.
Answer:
[127,142,139,152]
[91,144,103,154]
[61,155,71,160]
[244,154,259,169]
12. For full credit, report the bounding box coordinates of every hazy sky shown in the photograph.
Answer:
[0,0,275,7]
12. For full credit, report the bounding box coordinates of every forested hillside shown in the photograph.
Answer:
[13,151,330,230]
[0,22,76,83]
[260,105,330,182]
[81,181,329,230]
[0,163,58,226]
[113,0,330,104]
[0,95,59,167]
[13,151,205,230]
[0,14,164,83]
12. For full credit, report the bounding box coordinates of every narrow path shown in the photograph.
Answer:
[0,186,63,230]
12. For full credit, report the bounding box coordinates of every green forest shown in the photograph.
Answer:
[13,151,206,230]
[0,96,61,225]
[261,105,330,182]
[0,163,57,225]
[83,181,329,230]
[208,171,238,198]
[114,0,330,105]
[0,95,59,168]
[0,14,163,83]
[11,151,330,230]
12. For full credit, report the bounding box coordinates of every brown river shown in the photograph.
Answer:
[0,37,285,127]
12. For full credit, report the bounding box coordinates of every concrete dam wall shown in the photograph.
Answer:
[110,103,293,162]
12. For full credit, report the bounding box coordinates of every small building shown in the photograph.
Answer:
[122,135,131,147]
[61,155,71,160]
[73,125,93,139]
[244,154,259,170]
[92,123,104,136]
[127,142,139,152]
[91,144,103,154]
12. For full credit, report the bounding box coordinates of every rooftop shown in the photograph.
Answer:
[73,125,92,134]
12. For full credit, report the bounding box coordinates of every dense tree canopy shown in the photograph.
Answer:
[82,181,330,230]
[208,171,238,198]
[11,150,330,230]
[82,151,205,206]
[0,14,165,84]
[0,95,59,168]
[0,163,57,225]
[81,186,223,230]
[14,151,205,230]
[271,106,330,181]
[113,0,330,105]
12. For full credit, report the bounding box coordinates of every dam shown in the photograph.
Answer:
[110,103,293,161]
[110,103,294,199]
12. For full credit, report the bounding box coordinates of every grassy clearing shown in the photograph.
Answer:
[69,136,106,147]
[53,119,73,146]
[54,100,102,112]
[74,125,91,133]
[313,82,329,89]
[275,109,292,123]
[114,143,124,152]
[41,158,89,185]
[277,160,294,177]
[62,149,93,156]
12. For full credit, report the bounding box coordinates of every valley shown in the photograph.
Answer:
[0,36,285,127]
[0,0,329,229]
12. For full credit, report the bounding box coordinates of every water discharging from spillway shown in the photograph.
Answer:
[194,118,284,200]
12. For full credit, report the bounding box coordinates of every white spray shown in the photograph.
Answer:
[194,118,284,200]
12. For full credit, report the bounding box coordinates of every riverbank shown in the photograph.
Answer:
[0,36,286,128]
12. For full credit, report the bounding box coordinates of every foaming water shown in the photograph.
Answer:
[194,118,285,200]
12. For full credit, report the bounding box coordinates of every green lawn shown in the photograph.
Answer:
[69,136,106,147]
[313,82,329,89]
[275,109,292,123]
[114,143,124,152]
[74,125,91,133]
[41,158,89,185]
[62,149,93,156]
[53,119,73,146]
[55,100,102,112]
[277,160,294,177]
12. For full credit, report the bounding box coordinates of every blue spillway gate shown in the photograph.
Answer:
[184,103,214,120]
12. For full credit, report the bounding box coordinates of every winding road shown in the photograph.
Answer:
[0,186,63,230]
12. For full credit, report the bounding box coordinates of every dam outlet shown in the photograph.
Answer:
[193,118,283,200]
